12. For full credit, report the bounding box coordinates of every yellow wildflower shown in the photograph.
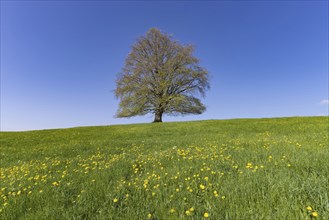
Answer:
[306,206,313,211]
[185,210,192,216]
[113,198,118,203]
[311,212,318,217]
[203,212,209,218]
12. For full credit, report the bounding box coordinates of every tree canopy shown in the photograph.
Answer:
[115,28,210,122]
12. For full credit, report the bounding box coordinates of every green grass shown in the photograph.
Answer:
[0,116,328,219]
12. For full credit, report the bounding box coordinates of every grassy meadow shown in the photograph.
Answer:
[0,116,328,219]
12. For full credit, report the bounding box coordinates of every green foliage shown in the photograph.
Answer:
[0,116,328,219]
[115,28,210,122]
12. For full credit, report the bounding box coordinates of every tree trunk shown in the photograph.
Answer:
[153,111,163,123]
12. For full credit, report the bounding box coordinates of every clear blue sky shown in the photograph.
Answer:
[1,0,328,131]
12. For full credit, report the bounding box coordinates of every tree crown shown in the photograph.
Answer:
[115,28,210,122]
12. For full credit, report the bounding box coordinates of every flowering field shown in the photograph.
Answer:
[0,117,328,219]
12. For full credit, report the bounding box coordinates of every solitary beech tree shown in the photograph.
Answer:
[115,28,210,122]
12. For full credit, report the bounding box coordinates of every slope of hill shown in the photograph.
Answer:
[0,117,328,219]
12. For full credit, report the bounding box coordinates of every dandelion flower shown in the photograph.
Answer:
[306,206,313,211]
[147,213,152,219]
[200,184,205,190]
[169,208,176,214]
[311,212,318,217]
[189,207,195,212]
[246,162,253,168]
[185,210,192,216]
[203,212,209,218]
[113,198,118,203]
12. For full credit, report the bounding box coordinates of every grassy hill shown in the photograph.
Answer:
[0,117,328,219]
